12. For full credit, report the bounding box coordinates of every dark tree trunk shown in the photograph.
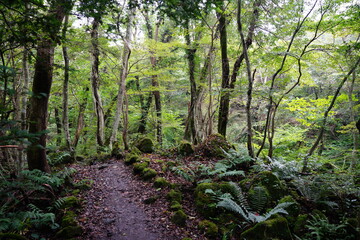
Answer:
[54,107,62,146]
[27,0,70,172]
[217,3,230,137]
[73,87,89,148]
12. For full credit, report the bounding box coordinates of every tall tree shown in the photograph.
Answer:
[27,0,72,172]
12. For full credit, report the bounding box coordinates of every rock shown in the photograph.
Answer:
[141,168,157,180]
[166,189,183,203]
[278,195,300,218]
[194,182,238,218]
[111,147,124,159]
[135,138,154,153]
[61,211,77,227]
[133,162,149,174]
[170,201,182,211]
[124,154,139,165]
[196,134,232,158]
[198,220,218,238]
[55,226,83,239]
[171,210,187,227]
[143,195,160,204]
[293,214,308,235]
[253,171,287,202]
[240,216,292,240]
[61,196,81,209]
[153,177,169,188]
[178,140,194,156]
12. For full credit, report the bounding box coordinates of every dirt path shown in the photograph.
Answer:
[73,160,180,240]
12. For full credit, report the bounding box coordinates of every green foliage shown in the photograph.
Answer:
[302,214,356,240]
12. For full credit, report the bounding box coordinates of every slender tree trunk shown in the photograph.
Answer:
[90,18,105,147]
[302,57,360,172]
[217,3,230,137]
[62,14,73,153]
[122,94,129,150]
[73,87,89,148]
[27,0,70,172]
[54,108,62,145]
[110,9,133,149]
[184,22,198,144]
[138,92,153,134]
[349,71,359,169]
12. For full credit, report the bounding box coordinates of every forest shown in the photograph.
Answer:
[0,0,359,239]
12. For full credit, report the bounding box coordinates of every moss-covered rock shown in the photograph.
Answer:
[141,168,157,180]
[178,140,194,156]
[194,182,238,218]
[196,134,232,158]
[0,233,28,240]
[171,210,187,227]
[153,177,169,188]
[278,195,300,218]
[293,214,308,235]
[133,162,149,174]
[135,138,154,153]
[170,201,182,211]
[111,147,124,159]
[124,154,139,165]
[61,211,77,227]
[240,216,292,240]
[55,226,83,238]
[143,195,160,204]
[253,171,287,202]
[61,196,81,209]
[198,220,218,238]
[166,189,183,203]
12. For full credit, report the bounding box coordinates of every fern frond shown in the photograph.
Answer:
[227,182,250,210]
[263,202,292,221]
[218,170,245,178]
[217,198,249,221]
[248,186,268,213]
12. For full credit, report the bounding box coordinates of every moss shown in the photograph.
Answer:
[240,216,292,240]
[171,210,187,227]
[194,182,238,218]
[278,195,300,217]
[0,233,28,240]
[198,220,218,238]
[111,147,124,159]
[153,177,169,188]
[196,134,232,158]
[178,140,194,156]
[253,171,287,202]
[135,138,154,153]
[181,238,192,240]
[61,211,77,227]
[133,162,149,174]
[130,147,142,155]
[141,168,157,180]
[71,189,80,195]
[294,214,308,235]
[61,196,81,209]
[124,154,139,165]
[143,195,160,204]
[55,226,83,238]
[170,201,182,211]
[167,189,183,203]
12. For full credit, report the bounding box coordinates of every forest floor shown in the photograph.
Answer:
[72,156,206,240]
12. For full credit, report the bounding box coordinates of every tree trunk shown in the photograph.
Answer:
[62,14,73,153]
[90,18,105,147]
[54,107,62,146]
[73,87,89,148]
[27,0,69,172]
[184,22,198,144]
[217,3,230,137]
[109,9,133,149]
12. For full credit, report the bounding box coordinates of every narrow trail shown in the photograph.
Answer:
[73,159,180,240]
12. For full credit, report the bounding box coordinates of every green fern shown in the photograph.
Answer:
[248,186,268,213]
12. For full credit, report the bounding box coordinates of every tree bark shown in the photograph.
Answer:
[217,2,230,137]
[109,9,133,149]
[90,18,105,147]
[54,107,62,146]
[27,0,70,172]
[62,14,73,153]
[73,87,89,148]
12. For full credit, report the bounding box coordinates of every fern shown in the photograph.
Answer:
[218,170,245,178]
[248,186,268,213]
